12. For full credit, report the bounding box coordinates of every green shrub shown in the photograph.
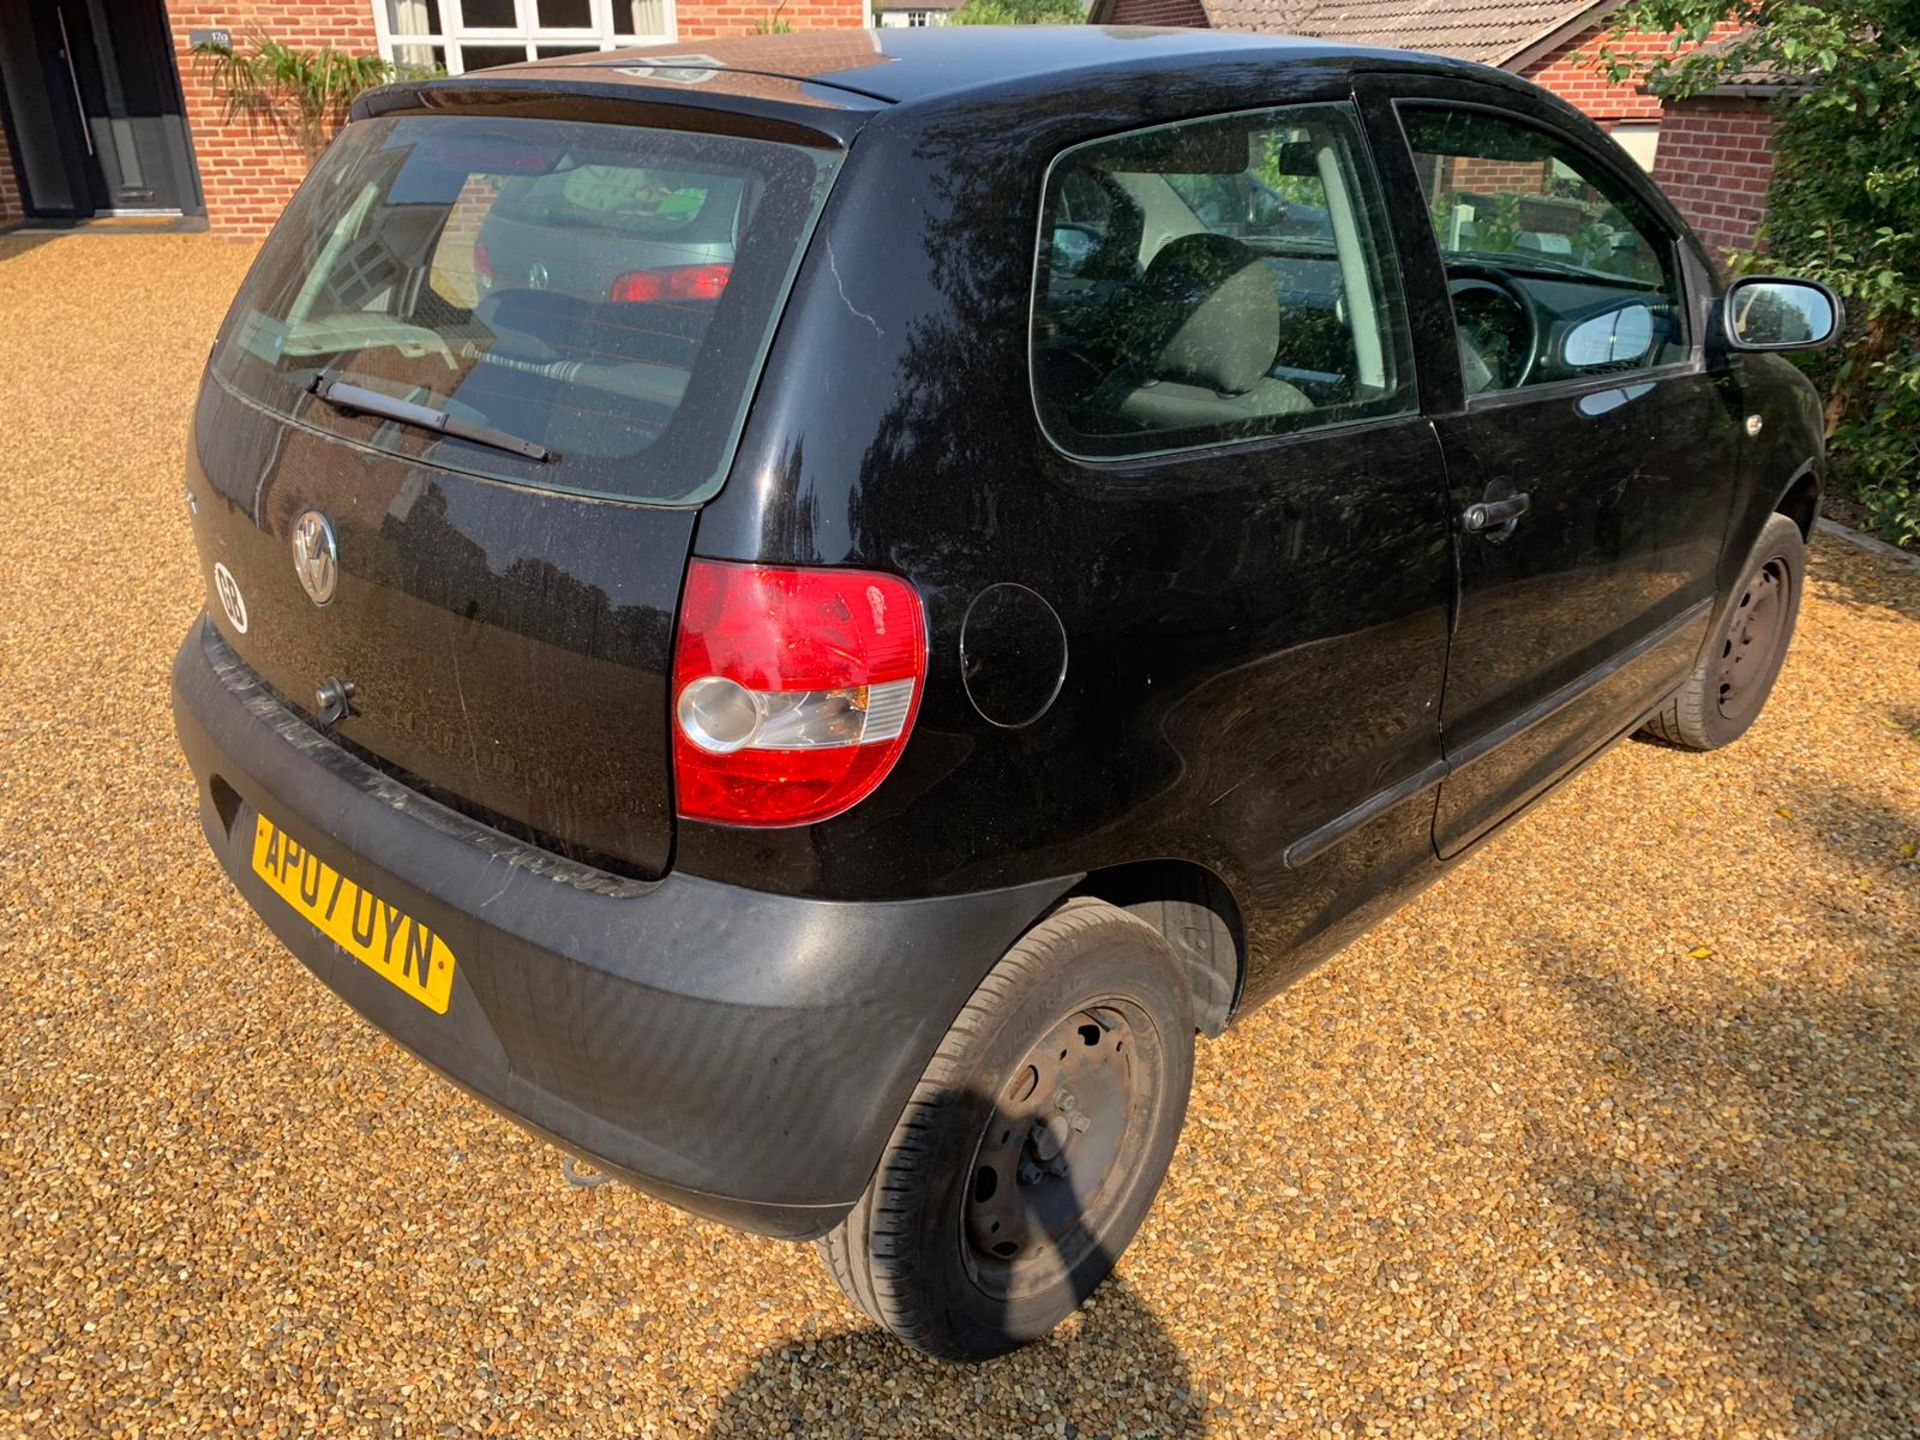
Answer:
[1604,1,1920,547]
[193,30,418,162]
[950,0,1086,24]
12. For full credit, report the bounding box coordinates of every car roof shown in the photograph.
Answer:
[465,25,1500,110]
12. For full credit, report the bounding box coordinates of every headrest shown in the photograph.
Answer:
[1135,233,1278,396]
[1267,141,1321,178]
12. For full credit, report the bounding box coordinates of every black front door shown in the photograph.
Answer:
[0,0,199,217]
[1358,75,1742,857]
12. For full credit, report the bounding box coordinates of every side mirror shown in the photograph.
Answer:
[1722,277,1844,352]
[1564,303,1656,369]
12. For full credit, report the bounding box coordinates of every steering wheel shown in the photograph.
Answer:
[1445,264,1540,394]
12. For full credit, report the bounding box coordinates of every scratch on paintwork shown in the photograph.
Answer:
[447,627,483,786]
[827,236,883,339]
[1209,777,1247,808]
[478,865,513,911]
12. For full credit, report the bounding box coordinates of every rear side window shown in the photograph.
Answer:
[1031,103,1416,460]
[210,115,839,503]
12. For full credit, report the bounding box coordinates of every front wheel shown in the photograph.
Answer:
[817,898,1195,1361]
[1642,511,1806,751]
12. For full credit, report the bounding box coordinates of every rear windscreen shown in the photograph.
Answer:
[209,115,840,504]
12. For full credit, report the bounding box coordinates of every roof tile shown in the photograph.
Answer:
[1198,0,1609,66]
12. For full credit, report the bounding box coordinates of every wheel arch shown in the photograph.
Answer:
[1067,859,1245,1036]
[1774,459,1821,539]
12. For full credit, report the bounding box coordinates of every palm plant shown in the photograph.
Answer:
[193,31,401,162]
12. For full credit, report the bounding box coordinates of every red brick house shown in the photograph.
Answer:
[1087,0,1744,174]
[1647,36,1799,255]
[0,0,868,239]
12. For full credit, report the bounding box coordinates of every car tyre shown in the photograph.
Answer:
[1642,511,1806,751]
[817,897,1195,1361]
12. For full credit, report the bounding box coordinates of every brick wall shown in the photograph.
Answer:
[0,104,23,225]
[1649,94,1778,258]
[1105,0,1210,25]
[678,0,869,41]
[1519,21,1744,126]
[162,1,382,239]
[157,0,865,240]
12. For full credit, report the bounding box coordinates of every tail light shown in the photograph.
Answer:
[672,559,927,827]
[611,263,732,304]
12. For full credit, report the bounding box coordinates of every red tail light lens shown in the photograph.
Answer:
[672,559,927,827]
[610,263,732,304]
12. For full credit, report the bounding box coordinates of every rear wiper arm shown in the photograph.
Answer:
[308,377,555,463]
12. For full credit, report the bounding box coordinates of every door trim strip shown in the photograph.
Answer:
[1282,596,1711,870]
[1444,597,1711,773]
[1283,757,1449,870]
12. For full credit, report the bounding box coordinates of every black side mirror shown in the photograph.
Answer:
[1721,276,1845,352]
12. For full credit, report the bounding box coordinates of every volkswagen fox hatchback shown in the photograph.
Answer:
[173,27,1841,1360]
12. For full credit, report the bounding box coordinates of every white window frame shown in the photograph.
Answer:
[371,0,678,75]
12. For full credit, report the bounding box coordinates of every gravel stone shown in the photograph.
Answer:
[2,233,1916,1438]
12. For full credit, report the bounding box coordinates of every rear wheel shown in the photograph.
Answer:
[817,898,1194,1361]
[1642,512,1806,751]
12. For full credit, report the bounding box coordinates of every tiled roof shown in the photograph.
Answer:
[1682,29,1806,89]
[1103,0,1621,68]
[1254,0,1611,65]
[1199,0,1322,31]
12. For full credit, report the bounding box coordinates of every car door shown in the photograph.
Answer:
[1023,98,1457,1005]
[1355,74,1743,857]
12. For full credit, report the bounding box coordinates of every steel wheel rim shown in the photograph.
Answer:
[1716,556,1791,722]
[959,1000,1153,1301]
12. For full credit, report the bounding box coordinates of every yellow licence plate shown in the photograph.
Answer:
[250,813,457,1014]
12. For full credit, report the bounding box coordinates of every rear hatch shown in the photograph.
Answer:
[187,105,842,876]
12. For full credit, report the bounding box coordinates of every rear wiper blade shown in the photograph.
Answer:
[308,377,555,463]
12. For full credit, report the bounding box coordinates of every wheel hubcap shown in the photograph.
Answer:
[963,1006,1138,1274]
[1716,556,1791,722]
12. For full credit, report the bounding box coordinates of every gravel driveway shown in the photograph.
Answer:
[2,232,1916,1439]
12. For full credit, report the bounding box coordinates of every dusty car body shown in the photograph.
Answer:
[173,27,1837,1357]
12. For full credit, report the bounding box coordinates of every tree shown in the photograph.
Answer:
[950,0,1086,24]
[1601,1,1920,546]
[193,31,408,163]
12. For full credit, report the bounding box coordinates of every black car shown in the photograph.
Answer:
[172,27,1841,1360]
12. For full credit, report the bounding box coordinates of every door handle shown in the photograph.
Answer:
[1462,492,1530,534]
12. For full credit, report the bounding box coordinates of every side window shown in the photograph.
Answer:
[1399,105,1688,396]
[1031,103,1415,459]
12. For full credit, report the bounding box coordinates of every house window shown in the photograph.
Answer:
[907,9,930,22]
[376,0,673,74]
[1607,123,1661,173]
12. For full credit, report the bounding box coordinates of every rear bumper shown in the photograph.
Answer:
[172,616,1072,1239]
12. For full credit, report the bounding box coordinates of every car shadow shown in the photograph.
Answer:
[698,1273,1204,1440]
[699,1069,1207,1439]
[1516,913,1918,1434]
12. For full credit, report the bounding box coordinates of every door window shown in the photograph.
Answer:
[1031,103,1415,459]
[1399,105,1688,396]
